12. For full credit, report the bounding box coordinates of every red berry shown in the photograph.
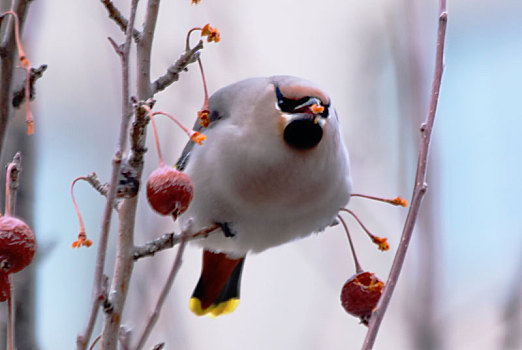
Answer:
[340,271,384,325]
[146,165,194,217]
[0,216,36,302]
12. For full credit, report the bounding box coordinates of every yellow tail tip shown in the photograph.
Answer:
[189,297,215,316]
[209,298,240,318]
[189,297,240,318]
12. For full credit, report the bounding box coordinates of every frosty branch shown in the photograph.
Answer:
[362,1,448,348]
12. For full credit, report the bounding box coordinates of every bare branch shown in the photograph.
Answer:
[77,0,140,348]
[100,0,141,42]
[134,232,188,350]
[6,152,21,216]
[81,172,109,197]
[133,224,219,260]
[100,1,153,347]
[107,36,123,56]
[362,2,448,348]
[151,40,204,94]
[0,0,33,157]
[11,64,47,108]
[119,326,132,350]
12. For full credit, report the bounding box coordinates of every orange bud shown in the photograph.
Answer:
[191,132,206,145]
[198,110,210,128]
[371,236,389,251]
[201,24,220,43]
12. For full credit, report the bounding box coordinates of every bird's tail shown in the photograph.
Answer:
[189,249,245,317]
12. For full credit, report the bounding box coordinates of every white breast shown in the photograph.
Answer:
[181,116,352,256]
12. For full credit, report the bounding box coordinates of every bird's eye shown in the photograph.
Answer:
[275,86,329,118]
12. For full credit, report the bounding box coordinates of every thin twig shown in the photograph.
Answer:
[5,152,21,216]
[0,0,32,158]
[362,1,448,348]
[119,326,132,350]
[150,40,203,94]
[100,0,163,347]
[133,224,219,260]
[100,0,141,42]
[77,0,140,348]
[134,226,188,350]
[12,64,47,108]
[88,335,101,350]
[82,172,109,197]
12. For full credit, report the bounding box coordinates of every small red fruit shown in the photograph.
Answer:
[146,165,194,218]
[340,271,384,325]
[0,216,36,302]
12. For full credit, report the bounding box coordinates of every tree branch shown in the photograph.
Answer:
[98,0,142,348]
[100,0,141,42]
[11,64,47,108]
[362,1,448,348]
[0,0,33,157]
[6,152,21,216]
[76,0,141,349]
[134,230,188,350]
[133,224,219,260]
[150,40,204,94]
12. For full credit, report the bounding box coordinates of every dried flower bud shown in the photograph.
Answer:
[198,109,210,128]
[201,24,220,43]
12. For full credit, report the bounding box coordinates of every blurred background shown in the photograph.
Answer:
[0,0,520,349]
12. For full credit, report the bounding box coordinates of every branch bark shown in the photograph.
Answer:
[100,0,141,42]
[362,1,448,348]
[11,64,47,108]
[76,0,140,348]
[151,40,204,94]
[0,0,32,157]
[100,0,160,348]
[134,230,187,350]
[97,0,142,349]
[133,224,219,260]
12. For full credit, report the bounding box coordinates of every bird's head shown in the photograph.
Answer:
[205,76,339,154]
[270,76,332,150]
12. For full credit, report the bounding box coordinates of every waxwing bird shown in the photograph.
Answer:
[177,75,352,317]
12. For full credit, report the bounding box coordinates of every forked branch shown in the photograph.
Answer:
[100,0,141,42]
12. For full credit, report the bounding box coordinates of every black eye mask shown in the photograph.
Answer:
[274,85,329,118]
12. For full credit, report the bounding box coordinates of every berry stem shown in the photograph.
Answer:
[152,111,205,144]
[71,177,87,236]
[341,208,378,243]
[7,280,14,350]
[197,57,209,111]
[145,106,166,167]
[351,193,408,207]
[337,214,363,274]
[185,27,202,51]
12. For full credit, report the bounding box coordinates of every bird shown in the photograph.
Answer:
[177,75,352,317]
